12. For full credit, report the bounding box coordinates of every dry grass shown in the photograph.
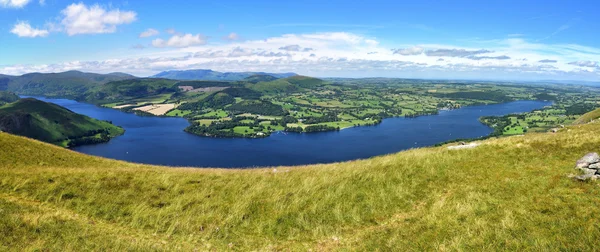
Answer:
[133,104,176,115]
[1,123,600,250]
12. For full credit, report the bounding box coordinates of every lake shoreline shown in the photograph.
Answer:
[20,96,552,168]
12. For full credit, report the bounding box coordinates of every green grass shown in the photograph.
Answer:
[2,122,600,250]
[233,126,255,134]
[201,110,229,118]
[165,109,192,117]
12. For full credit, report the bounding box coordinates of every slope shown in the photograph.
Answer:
[249,75,326,93]
[573,107,600,124]
[1,122,600,250]
[0,98,124,147]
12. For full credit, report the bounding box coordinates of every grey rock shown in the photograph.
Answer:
[577,153,600,165]
[575,173,595,181]
[589,163,600,169]
[576,162,590,169]
[580,168,597,175]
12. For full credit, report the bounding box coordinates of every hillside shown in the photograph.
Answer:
[152,69,296,81]
[574,108,600,124]
[243,74,279,83]
[249,76,325,93]
[0,91,19,105]
[0,98,123,147]
[1,71,136,98]
[1,121,600,250]
[84,78,178,103]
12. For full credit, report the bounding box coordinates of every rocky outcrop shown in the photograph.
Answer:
[574,153,600,181]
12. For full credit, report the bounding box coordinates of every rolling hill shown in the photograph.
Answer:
[249,75,326,93]
[152,69,297,81]
[1,117,600,250]
[0,98,123,147]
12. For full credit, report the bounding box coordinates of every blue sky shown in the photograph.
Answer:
[1,0,600,81]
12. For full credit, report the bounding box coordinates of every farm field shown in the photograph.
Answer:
[81,76,600,139]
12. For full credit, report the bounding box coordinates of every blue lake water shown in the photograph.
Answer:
[25,96,551,168]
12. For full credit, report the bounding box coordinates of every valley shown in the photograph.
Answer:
[3,71,600,140]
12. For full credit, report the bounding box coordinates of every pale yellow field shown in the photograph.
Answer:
[133,104,176,115]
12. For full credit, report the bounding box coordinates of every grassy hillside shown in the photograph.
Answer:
[574,108,600,124]
[1,121,600,250]
[0,98,123,147]
[249,76,326,93]
[285,75,326,88]
[243,74,279,83]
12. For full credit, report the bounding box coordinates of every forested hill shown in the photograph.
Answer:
[0,98,123,147]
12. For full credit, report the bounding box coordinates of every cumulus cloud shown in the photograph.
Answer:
[0,0,31,8]
[425,49,492,57]
[10,21,49,38]
[539,59,557,63]
[278,44,314,52]
[2,32,600,80]
[60,3,137,36]
[152,33,207,48]
[568,61,598,68]
[392,46,424,55]
[224,32,240,41]
[139,28,159,38]
[279,45,302,51]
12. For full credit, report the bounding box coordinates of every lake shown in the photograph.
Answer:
[25,96,551,168]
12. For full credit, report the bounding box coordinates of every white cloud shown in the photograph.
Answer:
[60,3,137,36]
[392,46,424,55]
[2,32,600,81]
[10,21,49,38]
[224,32,240,41]
[152,34,207,48]
[0,0,31,8]
[139,28,159,38]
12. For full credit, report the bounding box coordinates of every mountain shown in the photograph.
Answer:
[0,98,123,147]
[1,117,600,250]
[2,70,136,98]
[151,69,297,81]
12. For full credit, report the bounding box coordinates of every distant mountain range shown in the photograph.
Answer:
[151,69,297,81]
